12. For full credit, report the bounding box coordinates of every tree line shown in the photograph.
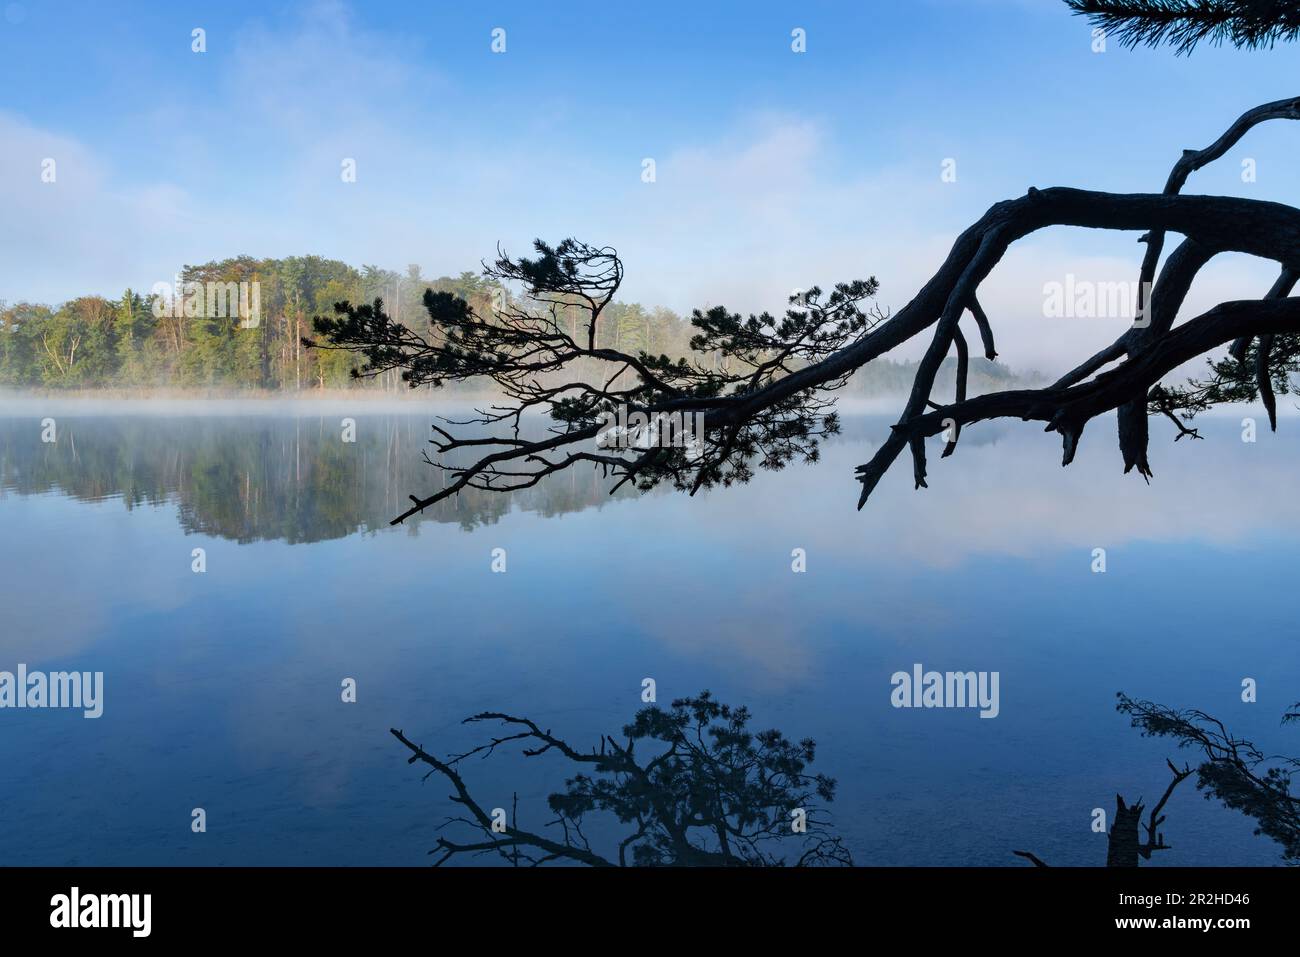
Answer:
[0,256,708,392]
[0,254,1037,394]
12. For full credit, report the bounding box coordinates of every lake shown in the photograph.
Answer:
[0,399,1296,866]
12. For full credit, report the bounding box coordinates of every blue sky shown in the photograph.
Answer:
[3,0,1300,370]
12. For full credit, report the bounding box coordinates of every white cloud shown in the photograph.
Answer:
[0,112,197,302]
[0,0,1288,382]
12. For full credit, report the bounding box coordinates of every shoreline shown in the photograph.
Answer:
[0,388,505,415]
[0,390,1286,421]
[0,386,494,401]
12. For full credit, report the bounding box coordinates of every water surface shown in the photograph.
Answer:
[0,401,1295,865]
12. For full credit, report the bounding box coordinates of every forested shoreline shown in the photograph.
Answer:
[0,256,511,392]
[0,253,1040,395]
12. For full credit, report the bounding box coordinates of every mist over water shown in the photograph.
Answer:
[0,400,1296,865]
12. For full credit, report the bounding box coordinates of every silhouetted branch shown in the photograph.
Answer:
[310,98,1300,519]
[1014,758,1192,868]
[391,693,853,867]
[1012,849,1051,867]
[1139,759,1195,858]
[391,726,616,867]
[1118,693,1300,862]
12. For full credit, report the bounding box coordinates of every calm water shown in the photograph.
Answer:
[0,400,1296,866]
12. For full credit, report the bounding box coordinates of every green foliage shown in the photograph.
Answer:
[0,303,51,387]
[5,250,1037,404]
[1150,334,1300,429]
[0,257,502,391]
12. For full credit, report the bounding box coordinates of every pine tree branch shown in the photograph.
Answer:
[1066,0,1300,54]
